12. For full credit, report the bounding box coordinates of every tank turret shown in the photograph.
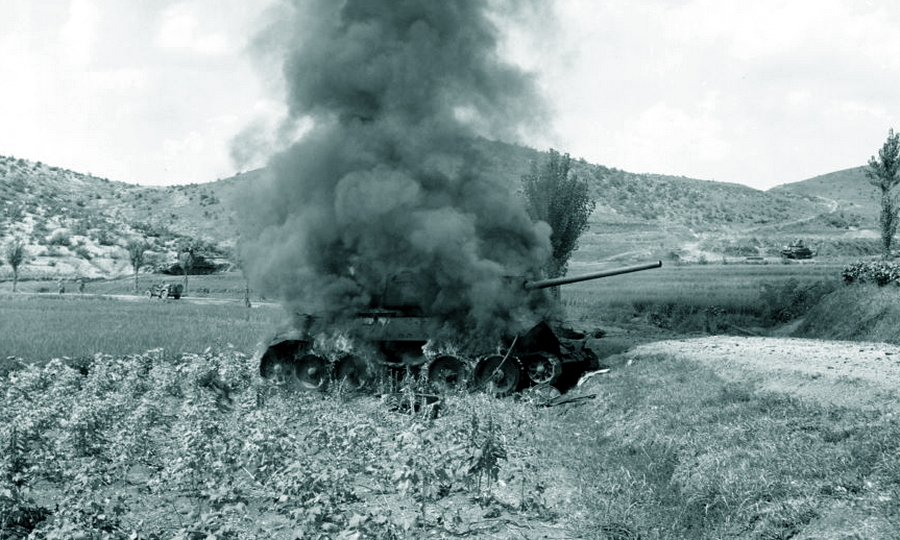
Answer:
[256,260,662,395]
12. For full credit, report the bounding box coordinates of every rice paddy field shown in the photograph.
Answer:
[561,261,844,330]
[0,272,286,364]
[0,262,845,366]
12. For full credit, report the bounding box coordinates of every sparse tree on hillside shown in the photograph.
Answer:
[4,239,26,293]
[179,244,195,295]
[522,149,597,283]
[866,129,900,258]
[126,239,148,294]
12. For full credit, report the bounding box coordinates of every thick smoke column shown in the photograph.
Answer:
[240,0,552,346]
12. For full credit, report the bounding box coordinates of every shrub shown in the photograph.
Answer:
[74,246,92,260]
[47,230,71,247]
[92,228,116,246]
[841,260,900,286]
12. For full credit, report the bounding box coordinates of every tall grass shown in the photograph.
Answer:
[796,284,900,344]
[0,294,285,363]
[561,263,841,332]
[540,353,900,539]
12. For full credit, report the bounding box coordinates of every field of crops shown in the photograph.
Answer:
[3,263,899,539]
[0,263,844,365]
[3,329,899,538]
[562,261,844,331]
[0,293,284,364]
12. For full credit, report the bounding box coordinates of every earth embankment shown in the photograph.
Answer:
[621,336,900,412]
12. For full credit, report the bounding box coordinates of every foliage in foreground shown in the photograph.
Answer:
[0,348,553,539]
[4,341,900,539]
[841,259,900,286]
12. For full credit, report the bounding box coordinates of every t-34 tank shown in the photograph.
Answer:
[256,260,662,395]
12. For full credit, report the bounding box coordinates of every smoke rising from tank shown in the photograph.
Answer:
[238,0,552,345]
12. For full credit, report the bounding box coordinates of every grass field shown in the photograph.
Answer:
[562,261,844,331]
[1,263,845,364]
[0,271,255,299]
[4,263,899,538]
[0,293,285,364]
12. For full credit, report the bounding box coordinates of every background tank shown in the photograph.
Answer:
[781,239,815,259]
[256,261,662,395]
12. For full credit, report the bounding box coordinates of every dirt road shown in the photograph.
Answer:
[623,336,900,413]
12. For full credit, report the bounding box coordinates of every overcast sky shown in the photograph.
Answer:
[1,0,898,190]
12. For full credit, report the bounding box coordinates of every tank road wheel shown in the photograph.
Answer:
[524,354,563,386]
[259,341,327,391]
[259,341,301,381]
[334,355,374,391]
[293,354,328,390]
[473,355,521,396]
[427,356,469,393]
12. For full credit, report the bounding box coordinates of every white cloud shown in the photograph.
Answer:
[155,2,233,55]
[616,97,729,175]
[60,0,100,67]
[3,0,899,188]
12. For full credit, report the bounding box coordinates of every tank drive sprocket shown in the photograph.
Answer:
[523,353,563,385]
[473,355,522,396]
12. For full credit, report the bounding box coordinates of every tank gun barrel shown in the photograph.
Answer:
[524,260,662,290]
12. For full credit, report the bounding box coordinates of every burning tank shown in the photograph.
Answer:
[256,261,662,395]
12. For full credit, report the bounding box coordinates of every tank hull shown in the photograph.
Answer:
[257,261,661,396]
[255,317,601,395]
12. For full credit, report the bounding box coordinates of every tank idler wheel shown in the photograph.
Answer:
[473,355,521,396]
[524,354,563,386]
[427,356,470,393]
[293,354,329,390]
[334,355,374,391]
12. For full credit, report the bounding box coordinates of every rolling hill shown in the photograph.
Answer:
[770,166,876,226]
[0,143,883,282]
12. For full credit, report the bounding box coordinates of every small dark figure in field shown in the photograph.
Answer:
[78,278,85,294]
[57,279,65,294]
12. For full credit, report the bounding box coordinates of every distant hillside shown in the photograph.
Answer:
[770,167,876,228]
[0,144,884,282]
[0,155,244,279]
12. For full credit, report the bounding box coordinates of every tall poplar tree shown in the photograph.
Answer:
[866,129,900,258]
[522,149,596,280]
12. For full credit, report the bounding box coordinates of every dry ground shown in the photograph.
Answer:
[606,334,900,540]
[623,336,900,414]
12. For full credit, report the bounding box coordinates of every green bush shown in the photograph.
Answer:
[47,230,71,247]
[841,260,900,285]
[74,245,92,260]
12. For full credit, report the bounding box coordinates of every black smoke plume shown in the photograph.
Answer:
[238,0,552,347]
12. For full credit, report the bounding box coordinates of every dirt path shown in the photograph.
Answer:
[623,336,900,413]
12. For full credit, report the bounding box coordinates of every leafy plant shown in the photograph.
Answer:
[842,259,900,285]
